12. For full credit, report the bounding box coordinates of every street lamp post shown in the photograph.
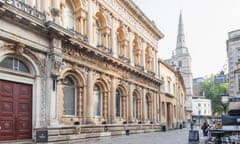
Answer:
[198,110,201,126]
[221,91,229,115]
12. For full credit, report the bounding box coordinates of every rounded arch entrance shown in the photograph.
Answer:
[0,49,41,141]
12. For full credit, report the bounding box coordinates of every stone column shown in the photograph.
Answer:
[86,69,93,123]
[110,77,116,123]
[52,0,60,9]
[128,30,134,66]
[111,18,117,58]
[80,17,84,34]
[34,76,43,127]
[40,0,51,21]
[142,43,146,71]
[122,95,126,120]
[153,92,156,123]
[142,89,146,122]
[128,84,133,122]
[159,94,162,123]
[57,81,64,122]
[78,87,83,123]
[40,0,46,11]
[83,85,87,124]
[103,92,108,120]
[36,0,40,11]
[49,78,59,126]
[155,50,158,74]
[52,0,61,24]
[87,0,93,45]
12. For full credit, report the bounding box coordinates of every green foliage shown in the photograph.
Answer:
[199,74,228,115]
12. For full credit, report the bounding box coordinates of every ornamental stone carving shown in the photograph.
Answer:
[15,43,25,55]
[24,49,46,75]
[93,71,100,79]
[79,66,88,80]
[52,58,62,75]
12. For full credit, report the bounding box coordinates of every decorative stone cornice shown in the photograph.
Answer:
[62,42,161,90]
[119,0,164,39]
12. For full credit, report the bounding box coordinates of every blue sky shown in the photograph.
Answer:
[133,0,240,78]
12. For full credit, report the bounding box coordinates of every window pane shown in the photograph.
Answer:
[0,57,13,69]
[0,57,30,73]
[95,21,101,46]
[146,96,149,119]
[116,90,121,117]
[19,59,30,73]
[94,85,101,116]
[63,76,75,115]
[133,94,136,118]
[63,86,75,115]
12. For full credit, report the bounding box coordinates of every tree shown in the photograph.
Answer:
[199,74,229,115]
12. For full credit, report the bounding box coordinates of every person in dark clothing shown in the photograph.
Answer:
[190,122,194,130]
[201,122,208,136]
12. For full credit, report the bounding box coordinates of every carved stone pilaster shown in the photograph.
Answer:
[51,55,62,75]
[50,38,63,76]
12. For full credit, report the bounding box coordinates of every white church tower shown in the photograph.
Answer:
[167,11,193,120]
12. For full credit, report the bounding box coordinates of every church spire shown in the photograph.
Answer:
[176,11,188,54]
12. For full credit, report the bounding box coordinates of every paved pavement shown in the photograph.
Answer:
[71,127,209,144]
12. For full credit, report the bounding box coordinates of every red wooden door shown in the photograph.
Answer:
[0,80,32,141]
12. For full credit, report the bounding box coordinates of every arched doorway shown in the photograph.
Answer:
[0,56,34,141]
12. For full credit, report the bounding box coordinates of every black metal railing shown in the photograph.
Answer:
[5,0,46,21]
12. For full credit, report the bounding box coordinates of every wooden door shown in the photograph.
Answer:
[0,80,32,141]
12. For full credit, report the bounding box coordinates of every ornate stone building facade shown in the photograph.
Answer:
[0,0,187,142]
[159,60,186,129]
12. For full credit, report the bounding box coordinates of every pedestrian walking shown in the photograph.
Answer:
[201,122,208,136]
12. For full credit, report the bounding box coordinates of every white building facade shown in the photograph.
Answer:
[192,97,212,124]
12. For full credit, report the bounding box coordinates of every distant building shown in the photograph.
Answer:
[159,59,187,129]
[192,96,212,124]
[226,30,240,109]
[165,12,193,120]
[192,77,204,96]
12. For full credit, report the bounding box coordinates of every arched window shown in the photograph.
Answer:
[133,93,137,118]
[146,96,149,120]
[94,84,102,116]
[63,0,74,29]
[0,57,30,73]
[116,89,121,117]
[63,76,76,115]
[95,20,102,46]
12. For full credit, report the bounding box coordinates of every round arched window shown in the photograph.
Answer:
[0,57,30,73]
[63,76,76,115]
